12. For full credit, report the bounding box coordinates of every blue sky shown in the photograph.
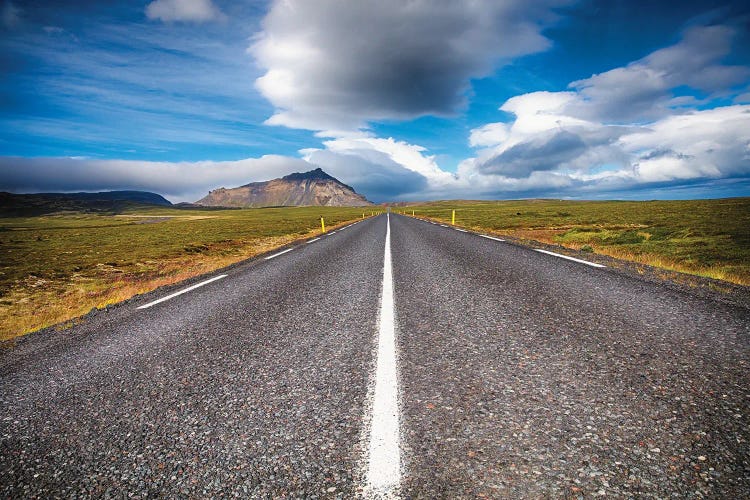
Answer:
[1,0,749,202]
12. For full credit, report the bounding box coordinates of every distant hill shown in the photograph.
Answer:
[196,168,372,207]
[0,190,172,216]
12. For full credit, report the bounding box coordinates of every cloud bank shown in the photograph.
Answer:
[0,156,310,203]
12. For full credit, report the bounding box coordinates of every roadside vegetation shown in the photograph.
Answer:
[0,205,376,340]
[400,198,750,286]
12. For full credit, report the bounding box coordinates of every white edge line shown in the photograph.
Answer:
[535,249,606,268]
[265,247,294,260]
[365,211,401,495]
[455,228,467,232]
[137,274,228,310]
[480,234,505,242]
[307,237,321,243]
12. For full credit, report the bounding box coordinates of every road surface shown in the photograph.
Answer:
[2,213,749,498]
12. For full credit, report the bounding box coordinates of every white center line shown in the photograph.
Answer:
[307,237,321,243]
[534,249,606,268]
[365,212,401,496]
[480,234,505,242]
[137,274,227,310]
[265,248,294,260]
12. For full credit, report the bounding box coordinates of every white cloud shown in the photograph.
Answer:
[469,123,510,149]
[622,106,750,182]
[461,103,750,196]
[302,149,429,201]
[250,0,570,131]
[146,0,225,23]
[320,135,454,186]
[567,25,750,122]
[299,134,454,201]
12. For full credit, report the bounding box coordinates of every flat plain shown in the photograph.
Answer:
[0,205,377,340]
[399,198,750,286]
[2,197,749,341]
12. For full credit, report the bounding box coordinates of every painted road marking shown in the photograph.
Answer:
[480,235,505,242]
[535,249,606,268]
[265,248,294,260]
[307,238,321,243]
[440,224,449,228]
[455,228,467,232]
[365,212,401,495]
[137,275,228,310]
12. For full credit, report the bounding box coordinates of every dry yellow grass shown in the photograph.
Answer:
[0,234,305,340]
[0,207,375,341]
[404,198,750,287]
[486,227,750,286]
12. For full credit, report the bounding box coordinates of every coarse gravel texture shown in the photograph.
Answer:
[2,213,749,499]
[1,218,385,498]
[390,214,750,498]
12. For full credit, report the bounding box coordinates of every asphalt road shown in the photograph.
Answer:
[2,213,749,498]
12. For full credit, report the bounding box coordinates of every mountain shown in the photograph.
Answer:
[195,168,372,207]
[0,190,172,216]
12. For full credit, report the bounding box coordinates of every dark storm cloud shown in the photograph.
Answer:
[477,130,588,178]
[251,0,571,130]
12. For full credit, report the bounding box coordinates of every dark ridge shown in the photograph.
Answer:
[47,191,172,206]
[0,191,172,217]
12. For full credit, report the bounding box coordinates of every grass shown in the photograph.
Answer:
[4,198,747,340]
[396,198,750,286]
[0,205,380,340]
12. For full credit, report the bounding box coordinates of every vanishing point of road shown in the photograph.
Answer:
[2,213,749,498]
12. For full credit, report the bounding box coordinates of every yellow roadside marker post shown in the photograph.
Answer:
[320,216,326,233]
[452,209,456,225]
[412,210,415,216]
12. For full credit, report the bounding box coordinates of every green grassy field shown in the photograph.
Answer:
[2,198,748,341]
[0,205,379,340]
[398,198,750,286]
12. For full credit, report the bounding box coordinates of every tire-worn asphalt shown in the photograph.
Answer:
[2,213,749,498]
